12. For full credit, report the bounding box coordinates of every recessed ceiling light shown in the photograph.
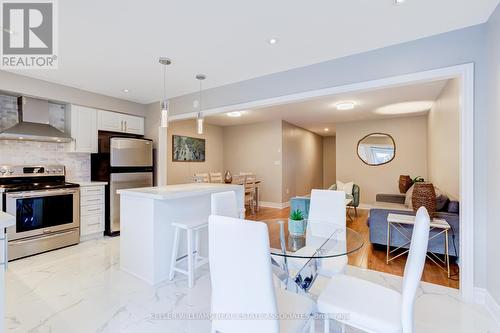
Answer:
[394,0,405,4]
[18,136,23,140]
[122,89,130,93]
[227,111,242,117]
[268,38,278,45]
[324,128,329,132]
[335,101,356,111]
[375,101,434,115]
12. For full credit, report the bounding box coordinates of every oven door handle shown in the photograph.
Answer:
[6,189,79,199]
[8,229,77,245]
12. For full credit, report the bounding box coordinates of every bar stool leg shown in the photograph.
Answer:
[187,228,194,288]
[169,226,180,280]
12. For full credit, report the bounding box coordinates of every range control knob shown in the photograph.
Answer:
[57,168,63,173]
[8,169,14,175]
[0,169,6,175]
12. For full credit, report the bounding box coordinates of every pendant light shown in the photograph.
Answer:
[159,57,172,128]
[195,74,206,135]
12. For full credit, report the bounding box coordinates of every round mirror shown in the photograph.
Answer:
[357,133,396,166]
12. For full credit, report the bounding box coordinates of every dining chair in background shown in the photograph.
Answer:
[210,172,223,183]
[318,207,431,333]
[194,173,209,183]
[244,174,258,214]
[211,191,242,218]
[208,215,316,333]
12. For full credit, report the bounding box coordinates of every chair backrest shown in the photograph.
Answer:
[210,172,223,183]
[309,189,346,226]
[194,173,209,183]
[211,191,239,218]
[245,174,257,191]
[239,172,254,176]
[401,207,431,333]
[209,215,279,333]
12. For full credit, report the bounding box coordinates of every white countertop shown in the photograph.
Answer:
[0,212,15,229]
[69,181,108,187]
[117,183,243,200]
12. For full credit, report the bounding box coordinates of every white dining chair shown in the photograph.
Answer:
[209,215,316,333]
[291,189,348,277]
[318,207,431,333]
[211,191,243,218]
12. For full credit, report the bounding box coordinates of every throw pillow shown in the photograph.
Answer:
[404,184,414,209]
[336,180,354,195]
[447,201,460,214]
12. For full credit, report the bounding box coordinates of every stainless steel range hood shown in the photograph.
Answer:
[0,96,72,142]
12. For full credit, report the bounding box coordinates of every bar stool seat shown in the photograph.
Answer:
[169,220,209,288]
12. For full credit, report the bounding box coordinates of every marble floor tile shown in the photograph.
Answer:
[5,237,499,333]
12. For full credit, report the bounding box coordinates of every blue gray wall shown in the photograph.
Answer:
[169,24,490,290]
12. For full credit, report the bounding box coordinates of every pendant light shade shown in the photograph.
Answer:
[159,57,172,128]
[195,74,206,135]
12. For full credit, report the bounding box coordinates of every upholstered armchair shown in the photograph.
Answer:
[328,183,360,217]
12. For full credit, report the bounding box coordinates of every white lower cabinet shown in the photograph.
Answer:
[79,184,105,240]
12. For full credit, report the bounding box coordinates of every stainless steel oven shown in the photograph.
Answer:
[5,188,80,241]
[0,164,81,260]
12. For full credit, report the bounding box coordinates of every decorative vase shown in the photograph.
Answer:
[224,170,232,184]
[412,182,436,217]
[288,218,307,237]
[399,175,413,194]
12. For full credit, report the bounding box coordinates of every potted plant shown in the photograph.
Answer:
[288,209,307,237]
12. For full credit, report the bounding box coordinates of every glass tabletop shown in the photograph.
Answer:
[264,218,364,259]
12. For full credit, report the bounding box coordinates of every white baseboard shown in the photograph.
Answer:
[259,201,290,209]
[474,287,500,325]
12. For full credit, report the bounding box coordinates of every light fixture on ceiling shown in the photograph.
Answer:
[268,38,278,45]
[335,101,356,110]
[195,74,206,135]
[159,57,172,128]
[227,111,242,117]
[122,88,130,93]
[394,0,406,4]
[324,128,329,132]
[375,101,434,115]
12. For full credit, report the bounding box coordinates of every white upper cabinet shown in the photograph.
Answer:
[66,105,98,153]
[97,110,144,135]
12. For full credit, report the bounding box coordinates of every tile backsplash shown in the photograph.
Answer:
[0,93,89,181]
[0,141,90,182]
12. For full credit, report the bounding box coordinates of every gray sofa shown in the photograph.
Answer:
[368,201,460,258]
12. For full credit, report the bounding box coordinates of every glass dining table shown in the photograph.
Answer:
[264,218,364,294]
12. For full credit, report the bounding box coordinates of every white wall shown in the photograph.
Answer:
[323,136,336,188]
[486,3,500,308]
[222,121,283,203]
[282,121,323,202]
[167,120,224,185]
[336,116,428,204]
[427,79,460,199]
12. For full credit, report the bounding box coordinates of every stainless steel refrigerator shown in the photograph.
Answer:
[92,134,153,236]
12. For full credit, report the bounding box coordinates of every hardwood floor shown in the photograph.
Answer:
[247,206,460,289]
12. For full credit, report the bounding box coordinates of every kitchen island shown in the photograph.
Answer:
[117,183,244,285]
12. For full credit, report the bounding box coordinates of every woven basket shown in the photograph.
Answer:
[412,182,436,217]
[398,175,413,194]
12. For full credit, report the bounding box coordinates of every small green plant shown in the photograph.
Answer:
[413,176,425,183]
[290,209,304,221]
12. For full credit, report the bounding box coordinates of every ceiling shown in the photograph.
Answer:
[5,0,498,104]
[205,79,450,135]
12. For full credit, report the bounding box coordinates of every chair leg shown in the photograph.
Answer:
[354,207,358,217]
[187,228,194,288]
[168,227,180,280]
[309,317,315,333]
[324,317,329,333]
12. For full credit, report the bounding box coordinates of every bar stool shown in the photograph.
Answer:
[168,220,209,288]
